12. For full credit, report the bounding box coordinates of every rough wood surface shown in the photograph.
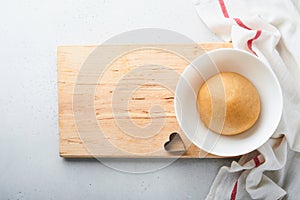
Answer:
[58,43,232,158]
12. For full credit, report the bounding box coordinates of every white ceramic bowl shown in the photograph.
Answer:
[174,49,282,156]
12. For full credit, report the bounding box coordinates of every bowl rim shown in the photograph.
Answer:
[174,48,283,156]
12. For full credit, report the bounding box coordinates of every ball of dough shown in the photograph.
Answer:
[197,72,260,136]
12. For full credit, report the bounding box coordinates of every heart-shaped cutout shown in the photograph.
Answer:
[164,132,186,153]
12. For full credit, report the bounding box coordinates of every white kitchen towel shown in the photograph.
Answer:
[194,0,300,199]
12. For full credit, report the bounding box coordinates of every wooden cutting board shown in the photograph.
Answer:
[58,43,232,158]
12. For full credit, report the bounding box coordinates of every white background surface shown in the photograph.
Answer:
[0,0,299,199]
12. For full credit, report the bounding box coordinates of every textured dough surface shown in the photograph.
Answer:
[197,72,261,136]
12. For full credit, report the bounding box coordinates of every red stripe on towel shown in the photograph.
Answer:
[218,0,229,18]
[217,0,262,56]
[233,18,252,30]
[230,179,238,200]
[253,156,261,167]
[247,30,262,56]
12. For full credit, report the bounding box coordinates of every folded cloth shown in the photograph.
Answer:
[194,0,300,199]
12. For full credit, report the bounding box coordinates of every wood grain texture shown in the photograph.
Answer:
[58,43,232,158]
